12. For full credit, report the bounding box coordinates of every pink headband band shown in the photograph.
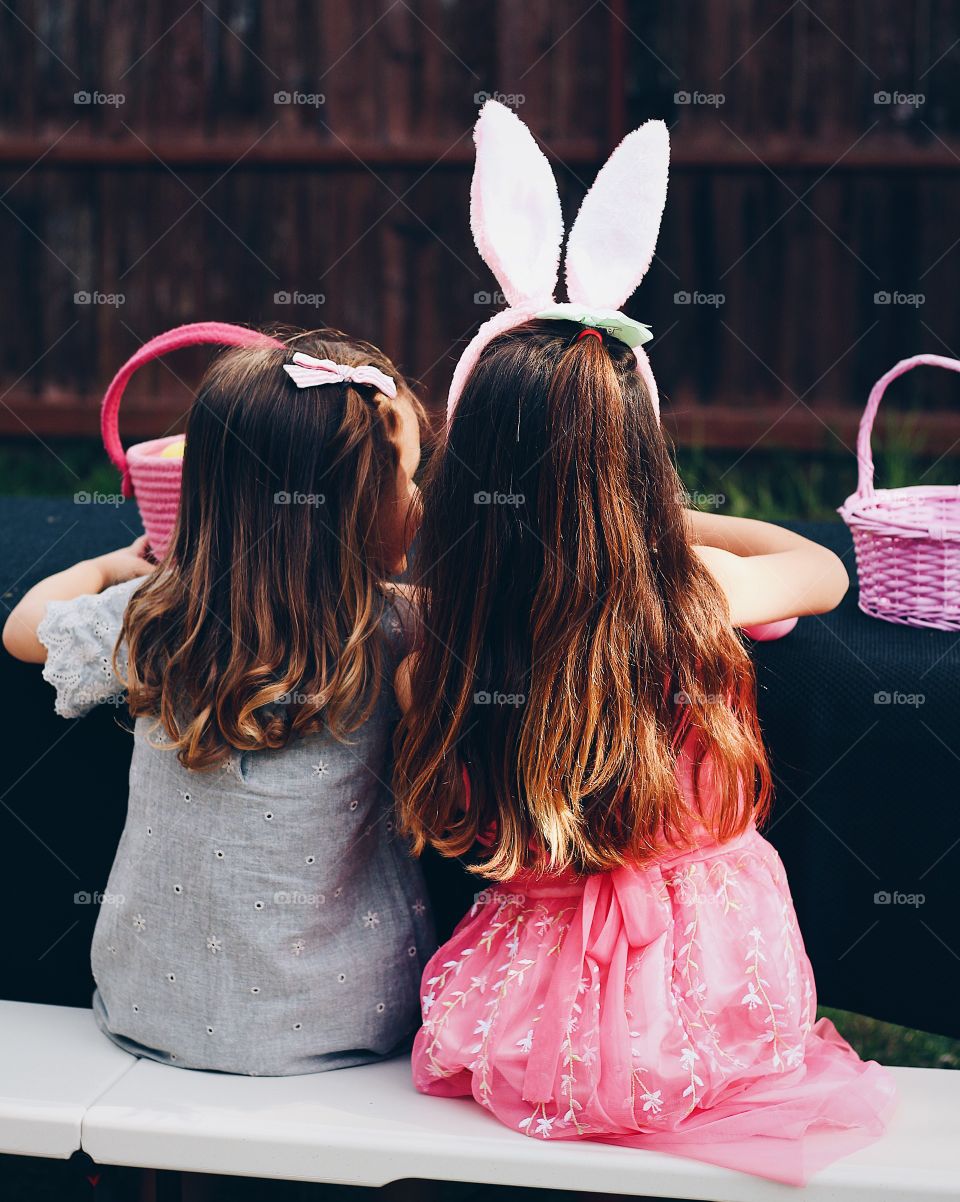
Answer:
[101,322,284,497]
[282,351,397,398]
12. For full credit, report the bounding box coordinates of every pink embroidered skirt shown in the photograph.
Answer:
[412,826,896,1185]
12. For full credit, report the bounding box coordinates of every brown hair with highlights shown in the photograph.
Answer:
[395,319,771,881]
[119,328,423,771]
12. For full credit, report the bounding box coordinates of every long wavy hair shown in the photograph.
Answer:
[395,319,771,880]
[119,328,423,771]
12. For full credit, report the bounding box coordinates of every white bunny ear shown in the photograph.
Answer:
[564,119,669,310]
[469,101,564,307]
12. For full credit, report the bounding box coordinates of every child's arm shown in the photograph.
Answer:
[3,535,154,664]
[685,510,849,627]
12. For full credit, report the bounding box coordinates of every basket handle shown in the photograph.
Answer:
[101,322,285,496]
[856,353,960,498]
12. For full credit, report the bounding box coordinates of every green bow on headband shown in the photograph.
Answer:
[534,303,653,349]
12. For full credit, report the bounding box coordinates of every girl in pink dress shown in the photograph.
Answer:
[391,101,895,1186]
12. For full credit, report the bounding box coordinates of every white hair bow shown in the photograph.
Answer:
[283,351,397,398]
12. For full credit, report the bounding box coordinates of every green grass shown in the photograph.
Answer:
[821,1008,960,1070]
[3,435,955,521]
[0,439,122,497]
[674,440,957,523]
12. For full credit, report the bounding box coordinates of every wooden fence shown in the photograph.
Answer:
[1,0,959,452]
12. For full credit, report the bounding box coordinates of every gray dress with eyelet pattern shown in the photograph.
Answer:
[37,578,434,1076]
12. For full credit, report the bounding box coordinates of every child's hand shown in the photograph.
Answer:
[92,535,156,588]
[3,535,155,665]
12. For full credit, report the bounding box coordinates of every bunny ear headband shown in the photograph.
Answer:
[447,101,669,423]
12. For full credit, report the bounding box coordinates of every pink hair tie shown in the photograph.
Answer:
[283,351,397,398]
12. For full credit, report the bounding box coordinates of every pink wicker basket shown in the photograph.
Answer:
[101,322,283,561]
[839,353,960,632]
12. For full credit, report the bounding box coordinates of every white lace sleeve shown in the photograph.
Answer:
[36,577,146,719]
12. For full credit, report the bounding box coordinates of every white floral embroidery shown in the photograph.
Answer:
[743,924,785,1067]
[207,935,222,954]
[669,855,749,1081]
[362,910,380,929]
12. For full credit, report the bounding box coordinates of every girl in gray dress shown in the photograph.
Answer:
[3,327,435,1075]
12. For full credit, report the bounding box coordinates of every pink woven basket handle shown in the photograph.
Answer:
[856,353,960,499]
[101,322,284,496]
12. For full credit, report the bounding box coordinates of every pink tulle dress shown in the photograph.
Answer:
[411,745,896,1186]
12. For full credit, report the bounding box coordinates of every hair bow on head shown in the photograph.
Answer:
[447,101,670,421]
[283,351,397,398]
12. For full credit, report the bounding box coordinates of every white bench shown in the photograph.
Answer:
[2,1000,959,1201]
[0,1000,134,1159]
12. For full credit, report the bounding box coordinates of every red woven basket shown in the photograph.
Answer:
[838,354,960,632]
[101,323,283,561]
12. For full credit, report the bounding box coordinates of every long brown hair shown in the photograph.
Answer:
[395,320,770,880]
[120,328,423,771]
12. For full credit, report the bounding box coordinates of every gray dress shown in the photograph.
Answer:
[37,579,434,1076]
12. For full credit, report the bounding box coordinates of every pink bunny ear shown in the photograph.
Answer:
[634,343,660,421]
[564,120,669,310]
[470,101,564,308]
